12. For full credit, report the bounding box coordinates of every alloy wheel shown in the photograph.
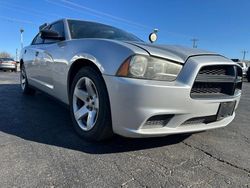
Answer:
[20,67,26,90]
[73,77,99,131]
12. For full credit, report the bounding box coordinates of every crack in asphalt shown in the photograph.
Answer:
[197,160,234,184]
[182,141,250,174]
[124,152,205,187]
[124,151,242,187]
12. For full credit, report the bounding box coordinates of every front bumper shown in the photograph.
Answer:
[103,56,241,138]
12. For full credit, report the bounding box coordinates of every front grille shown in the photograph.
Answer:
[191,65,242,98]
[199,67,226,75]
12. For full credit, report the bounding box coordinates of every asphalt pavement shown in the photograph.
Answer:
[0,72,249,187]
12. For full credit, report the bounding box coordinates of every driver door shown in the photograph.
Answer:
[31,21,66,94]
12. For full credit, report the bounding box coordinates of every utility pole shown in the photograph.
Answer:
[241,50,248,61]
[20,28,24,49]
[191,38,199,48]
[16,49,18,61]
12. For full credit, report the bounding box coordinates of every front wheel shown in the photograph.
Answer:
[69,67,113,141]
[247,69,250,82]
[20,66,36,95]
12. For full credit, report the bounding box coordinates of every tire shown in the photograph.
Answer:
[20,65,36,95]
[247,69,250,82]
[69,66,113,141]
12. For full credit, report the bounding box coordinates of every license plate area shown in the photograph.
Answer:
[217,101,236,121]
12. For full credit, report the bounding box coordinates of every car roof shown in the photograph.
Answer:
[0,58,14,60]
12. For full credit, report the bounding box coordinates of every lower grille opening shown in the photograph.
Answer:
[191,82,236,98]
[143,114,174,128]
[182,115,217,126]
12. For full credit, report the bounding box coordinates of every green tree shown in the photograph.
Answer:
[0,51,12,58]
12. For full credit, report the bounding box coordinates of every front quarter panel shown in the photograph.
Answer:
[66,39,149,75]
[48,39,149,104]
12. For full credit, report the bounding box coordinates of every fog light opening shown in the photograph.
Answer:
[143,114,174,129]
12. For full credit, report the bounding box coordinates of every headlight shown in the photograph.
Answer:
[117,55,182,81]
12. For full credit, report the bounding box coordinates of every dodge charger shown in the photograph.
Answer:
[20,19,242,141]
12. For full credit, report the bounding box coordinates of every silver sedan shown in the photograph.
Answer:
[0,58,17,72]
[20,19,242,141]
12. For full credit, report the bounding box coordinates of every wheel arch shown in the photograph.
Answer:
[67,58,105,98]
[67,58,114,134]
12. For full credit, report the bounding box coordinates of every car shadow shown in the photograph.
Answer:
[0,84,190,154]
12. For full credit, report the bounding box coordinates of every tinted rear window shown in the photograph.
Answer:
[0,58,14,61]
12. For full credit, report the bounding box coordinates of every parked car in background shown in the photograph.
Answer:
[237,61,248,77]
[20,19,243,141]
[0,58,17,72]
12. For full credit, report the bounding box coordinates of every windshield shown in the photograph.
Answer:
[68,20,143,42]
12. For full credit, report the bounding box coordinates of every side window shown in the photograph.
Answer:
[44,21,65,44]
[32,33,43,45]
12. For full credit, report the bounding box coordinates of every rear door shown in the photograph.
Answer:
[22,33,43,82]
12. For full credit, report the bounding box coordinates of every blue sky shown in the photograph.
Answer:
[0,0,249,60]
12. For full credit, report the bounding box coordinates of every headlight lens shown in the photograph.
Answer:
[117,55,182,81]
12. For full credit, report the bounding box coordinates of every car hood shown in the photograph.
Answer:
[126,42,218,64]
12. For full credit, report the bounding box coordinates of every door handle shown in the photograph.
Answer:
[35,51,39,57]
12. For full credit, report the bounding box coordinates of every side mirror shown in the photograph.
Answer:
[149,29,158,43]
[40,29,65,40]
[39,23,48,31]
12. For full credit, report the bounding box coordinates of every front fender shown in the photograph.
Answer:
[65,39,149,75]
[70,52,105,73]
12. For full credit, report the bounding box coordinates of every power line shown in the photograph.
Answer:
[45,0,192,39]
[44,0,149,32]
[191,38,199,48]
[45,0,105,20]
[59,0,150,29]
[0,0,194,45]
[16,49,18,61]
[0,1,62,19]
[0,5,51,21]
[0,15,35,25]
[45,0,141,32]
